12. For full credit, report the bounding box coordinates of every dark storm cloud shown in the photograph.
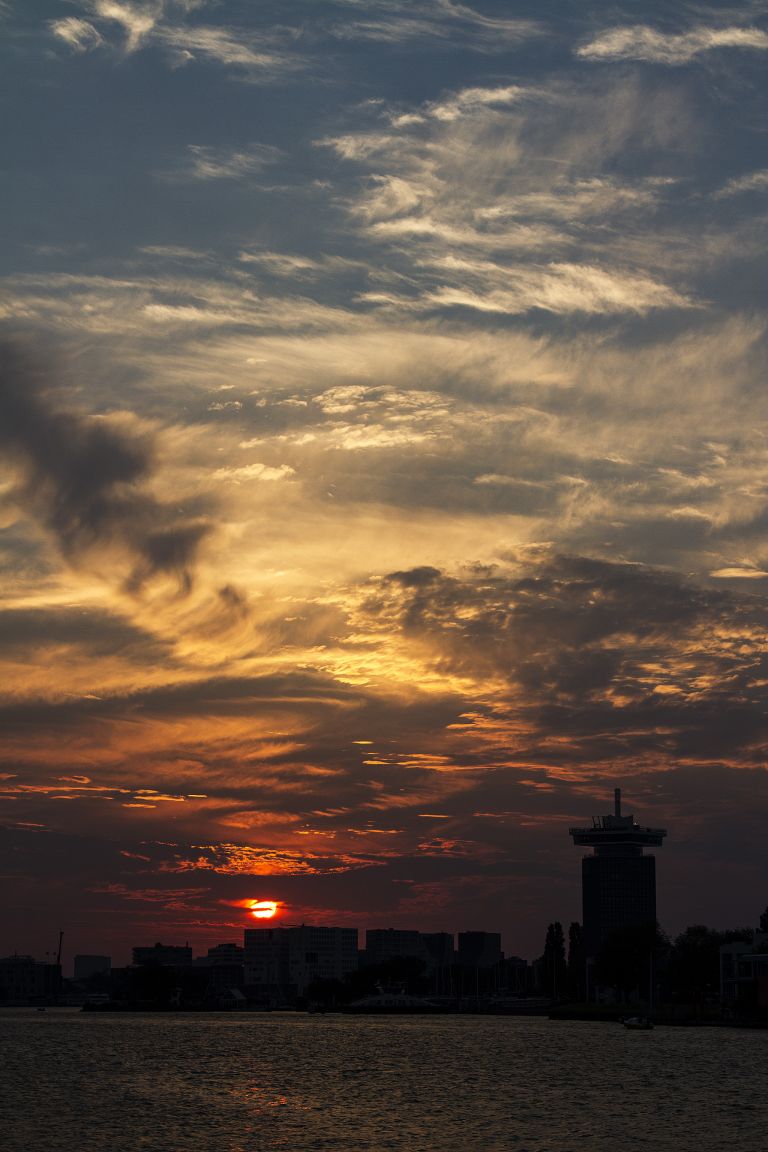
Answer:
[0,669,359,729]
[0,343,210,592]
[363,555,768,764]
[0,605,171,661]
[376,554,758,662]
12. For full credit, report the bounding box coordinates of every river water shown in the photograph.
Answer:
[2,1009,766,1151]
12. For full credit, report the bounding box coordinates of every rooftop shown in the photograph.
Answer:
[569,788,667,849]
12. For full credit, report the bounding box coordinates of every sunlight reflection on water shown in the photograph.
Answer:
[2,1010,766,1151]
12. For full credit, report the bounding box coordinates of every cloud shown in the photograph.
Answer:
[361,258,693,316]
[319,74,702,317]
[0,605,170,662]
[88,0,160,54]
[423,84,534,122]
[715,169,768,198]
[166,143,283,182]
[49,17,104,52]
[156,25,291,74]
[710,566,768,579]
[329,0,540,51]
[163,841,377,876]
[49,1,292,77]
[420,260,694,316]
[356,554,768,770]
[212,462,295,483]
[577,24,768,64]
[0,343,211,593]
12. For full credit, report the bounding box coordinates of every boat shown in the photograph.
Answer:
[622,1015,653,1030]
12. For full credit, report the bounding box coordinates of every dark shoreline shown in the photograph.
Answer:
[68,1002,768,1027]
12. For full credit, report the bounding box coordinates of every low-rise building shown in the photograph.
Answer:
[457,931,503,968]
[194,942,245,967]
[0,956,61,1005]
[720,931,768,1006]
[207,942,244,964]
[74,955,111,980]
[132,942,193,967]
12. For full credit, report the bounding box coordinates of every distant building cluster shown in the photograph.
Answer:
[0,927,521,1010]
[3,791,767,1019]
[0,954,62,1006]
[243,926,506,1001]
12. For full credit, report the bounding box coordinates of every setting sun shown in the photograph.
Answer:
[250,900,279,920]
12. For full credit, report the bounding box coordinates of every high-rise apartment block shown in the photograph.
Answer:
[363,929,427,966]
[244,925,358,998]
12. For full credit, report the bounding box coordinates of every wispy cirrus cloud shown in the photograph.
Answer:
[156,24,292,74]
[164,142,283,182]
[79,0,162,54]
[577,24,768,64]
[321,77,697,318]
[329,0,540,49]
[49,1,295,77]
[714,169,768,197]
[370,260,694,317]
[49,17,104,52]
[387,83,536,127]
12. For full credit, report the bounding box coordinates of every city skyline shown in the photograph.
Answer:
[2,1,768,964]
[8,784,767,974]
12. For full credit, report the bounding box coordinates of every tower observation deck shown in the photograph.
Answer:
[570,789,667,965]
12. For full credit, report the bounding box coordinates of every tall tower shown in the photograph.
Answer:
[569,788,666,965]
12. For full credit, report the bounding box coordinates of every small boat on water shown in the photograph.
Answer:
[622,1016,653,1030]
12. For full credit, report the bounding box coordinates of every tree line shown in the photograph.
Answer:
[538,904,768,1008]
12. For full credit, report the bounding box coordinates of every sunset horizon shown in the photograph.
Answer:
[2,0,767,972]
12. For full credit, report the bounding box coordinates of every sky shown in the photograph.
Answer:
[1,0,767,968]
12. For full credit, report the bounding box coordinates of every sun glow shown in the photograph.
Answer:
[250,899,279,919]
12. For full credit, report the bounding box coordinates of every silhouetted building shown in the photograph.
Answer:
[422,932,455,966]
[363,929,427,966]
[194,942,244,967]
[244,927,288,992]
[208,942,244,963]
[244,926,358,999]
[205,964,246,995]
[0,956,61,1005]
[74,955,111,980]
[720,932,768,1006]
[570,788,666,976]
[132,942,193,967]
[502,955,530,994]
[457,931,503,968]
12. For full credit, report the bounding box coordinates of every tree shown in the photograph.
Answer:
[667,924,753,1006]
[759,906,768,934]
[541,922,567,1000]
[566,922,585,1002]
[593,922,668,1004]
